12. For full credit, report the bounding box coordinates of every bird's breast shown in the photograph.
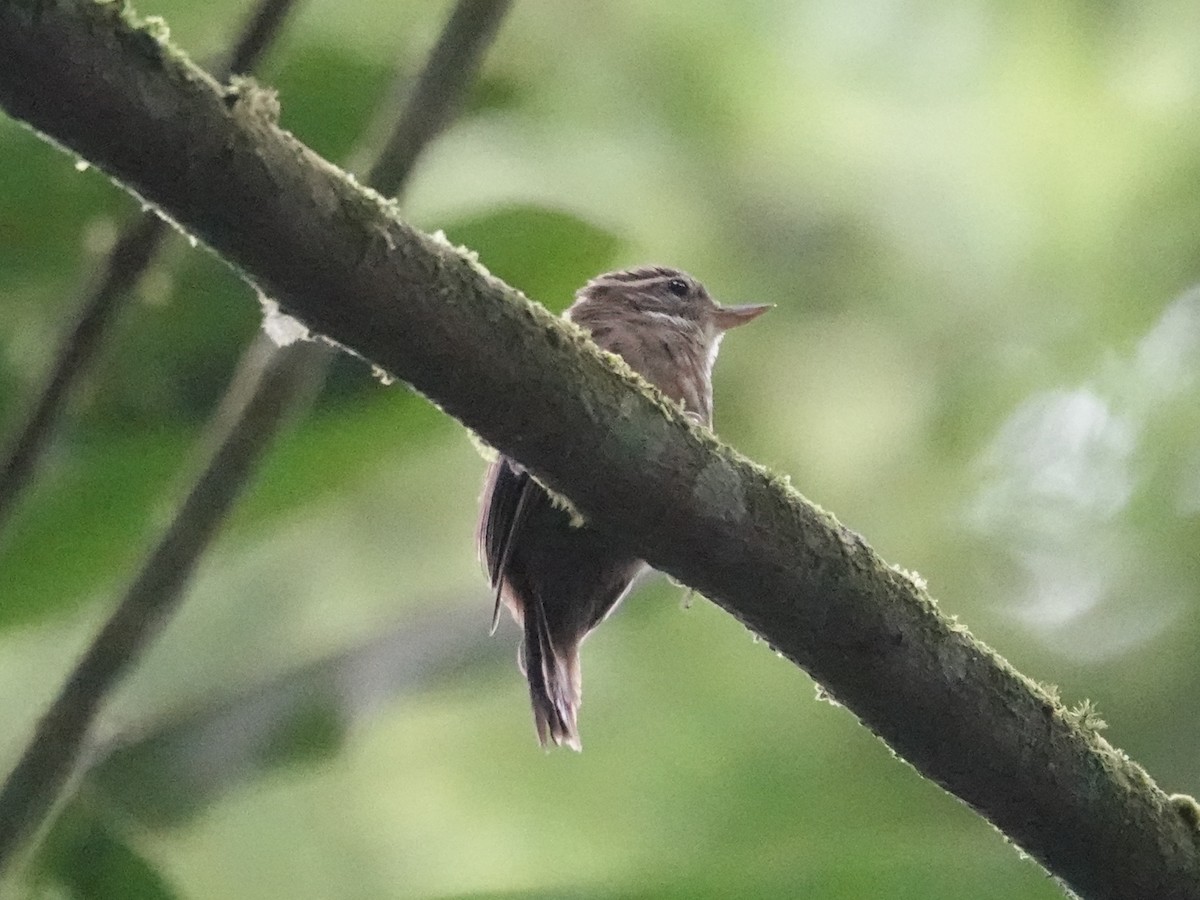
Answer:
[622,329,714,424]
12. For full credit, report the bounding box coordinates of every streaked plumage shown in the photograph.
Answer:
[477,266,769,749]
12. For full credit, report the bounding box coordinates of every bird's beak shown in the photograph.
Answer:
[713,302,773,331]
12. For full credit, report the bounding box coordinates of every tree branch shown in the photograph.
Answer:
[0,214,166,532]
[0,0,513,876]
[0,335,325,875]
[366,0,511,191]
[220,0,300,78]
[0,2,1197,897]
[0,0,302,535]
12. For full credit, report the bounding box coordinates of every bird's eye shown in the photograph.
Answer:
[666,278,689,297]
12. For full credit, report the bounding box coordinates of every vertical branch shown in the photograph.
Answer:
[367,0,512,192]
[221,0,301,77]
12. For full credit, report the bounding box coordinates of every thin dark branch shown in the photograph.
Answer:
[367,0,512,193]
[0,2,1195,897]
[0,0,512,877]
[0,0,301,536]
[0,334,324,870]
[0,215,167,532]
[221,0,300,78]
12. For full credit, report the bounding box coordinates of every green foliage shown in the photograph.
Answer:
[89,689,348,828]
[35,808,179,900]
[0,426,192,626]
[2,0,1200,897]
[274,45,400,163]
[444,205,624,311]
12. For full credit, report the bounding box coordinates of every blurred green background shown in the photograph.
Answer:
[3,0,1200,897]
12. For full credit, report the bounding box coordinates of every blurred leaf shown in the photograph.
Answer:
[0,128,124,298]
[261,700,345,769]
[443,205,624,311]
[0,427,191,628]
[226,391,450,527]
[85,610,497,827]
[91,250,258,427]
[35,807,178,900]
[465,72,526,116]
[274,45,401,163]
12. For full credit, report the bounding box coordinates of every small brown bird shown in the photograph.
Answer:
[477,266,769,749]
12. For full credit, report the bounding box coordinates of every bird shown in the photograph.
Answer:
[477,266,769,749]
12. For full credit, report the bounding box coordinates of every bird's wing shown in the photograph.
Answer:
[477,457,539,633]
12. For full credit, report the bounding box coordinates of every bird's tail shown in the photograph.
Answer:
[518,596,582,751]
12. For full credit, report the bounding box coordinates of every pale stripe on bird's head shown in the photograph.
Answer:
[570,266,770,335]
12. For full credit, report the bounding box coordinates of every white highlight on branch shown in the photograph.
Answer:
[258,293,310,347]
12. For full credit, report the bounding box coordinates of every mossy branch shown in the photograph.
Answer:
[0,0,512,877]
[0,0,301,534]
[0,1,1198,897]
